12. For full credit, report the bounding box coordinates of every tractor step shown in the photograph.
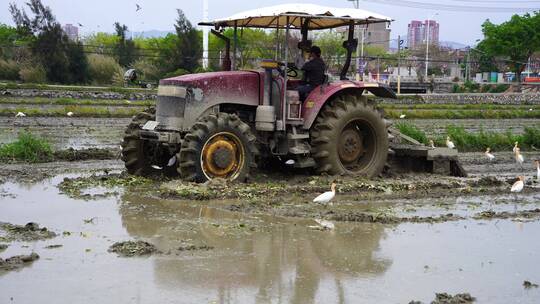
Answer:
[293,157,316,168]
[287,133,310,140]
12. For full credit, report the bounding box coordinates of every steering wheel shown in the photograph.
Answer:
[287,66,299,78]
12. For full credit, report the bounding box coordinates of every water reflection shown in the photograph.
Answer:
[119,194,391,303]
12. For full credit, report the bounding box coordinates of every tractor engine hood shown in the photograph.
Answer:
[156,71,262,131]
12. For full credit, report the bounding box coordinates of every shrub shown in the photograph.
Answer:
[0,59,20,81]
[522,127,540,148]
[0,131,53,162]
[131,59,161,81]
[395,122,428,144]
[88,54,123,85]
[489,84,510,93]
[162,68,189,79]
[19,64,47,83]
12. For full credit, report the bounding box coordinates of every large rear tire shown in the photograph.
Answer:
[178,113,257,183]
[310,94,388,177]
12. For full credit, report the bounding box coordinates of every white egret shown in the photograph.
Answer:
[15,112,26,117]
[67,111,74,117]
[429,139,435,148]
[313,182,336,204]
[535,160,540,181]
[446,136,455,149]
[515,147,524,168]
[399,114,406,119]
[511,176,524,193]
[485,147,495,161]
[513,141,519,153]
[314,219,335,230]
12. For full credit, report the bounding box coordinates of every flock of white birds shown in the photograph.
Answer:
[16,111,73,117]
[311,137,539,229]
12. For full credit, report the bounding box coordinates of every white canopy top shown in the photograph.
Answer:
[199,3,393,30]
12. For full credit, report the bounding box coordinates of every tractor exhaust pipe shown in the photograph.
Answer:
[340,22,358,81]
[211,29,231,71]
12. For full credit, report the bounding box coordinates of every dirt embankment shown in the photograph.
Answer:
[0,222,56,242]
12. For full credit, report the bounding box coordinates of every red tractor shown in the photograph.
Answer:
[121,4,464,182]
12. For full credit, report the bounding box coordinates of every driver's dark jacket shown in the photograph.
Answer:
[301,57,326,86]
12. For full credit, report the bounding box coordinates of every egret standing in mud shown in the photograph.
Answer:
[511,176,525,193]
[515,147,524,169]
[446,136,455,149]
[485,147,495,161]
[535,160,540,182]
[429,140,435,148]
[313,182,336,204]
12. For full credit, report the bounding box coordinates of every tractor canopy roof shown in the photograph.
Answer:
[198,3,392,30]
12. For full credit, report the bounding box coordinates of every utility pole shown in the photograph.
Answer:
[425,13,438,79]
[348,0,363,81]
[202,0,209,69]
[397,35,402,94]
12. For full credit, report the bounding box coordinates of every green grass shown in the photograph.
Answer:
[395,122,428,144]
[384,108,540,119]
[0,106,143,117]
[0,82,156,94]
[0,132,53,162]
[396,122,540,152]
[0,96,154,107]
[380,103,539,110]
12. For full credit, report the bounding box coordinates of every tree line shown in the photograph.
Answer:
[0,0,539,85]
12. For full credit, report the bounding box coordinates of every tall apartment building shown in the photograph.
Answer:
[63,24,79,41]
[407,20,439,49]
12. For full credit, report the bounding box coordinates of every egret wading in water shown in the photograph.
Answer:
[485,147,495,161]
[535,160,540,182]
[446,136,455,149]
[515,147,524,169]
[15,112,26,117]
[513,141,519,153]
[511,176,525,193]
[313,182,336,204]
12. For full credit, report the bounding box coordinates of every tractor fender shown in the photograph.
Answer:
[302,81,396,130]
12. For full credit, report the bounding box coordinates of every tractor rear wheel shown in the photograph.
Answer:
[310,94,388,177]
[178,113,257,182]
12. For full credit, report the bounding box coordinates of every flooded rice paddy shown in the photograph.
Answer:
[1,157,540,303]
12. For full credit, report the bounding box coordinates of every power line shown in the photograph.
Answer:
[362,0,540,12]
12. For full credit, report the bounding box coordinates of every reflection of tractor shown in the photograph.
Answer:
[121,4,464,182]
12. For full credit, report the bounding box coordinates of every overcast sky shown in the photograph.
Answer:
[1,0,539,45]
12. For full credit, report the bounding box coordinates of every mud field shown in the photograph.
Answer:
[1,149,540,303]
[1,92,540,303]
[1,116,538,151]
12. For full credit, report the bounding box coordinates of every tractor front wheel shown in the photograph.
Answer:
[310,94,388,177]
[178,113,257,182]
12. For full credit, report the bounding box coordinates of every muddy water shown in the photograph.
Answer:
[1,175,540,303]
[2,116,538,151]
[0,117,131,149]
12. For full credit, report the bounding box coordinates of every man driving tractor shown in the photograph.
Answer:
[298,45,326,102]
